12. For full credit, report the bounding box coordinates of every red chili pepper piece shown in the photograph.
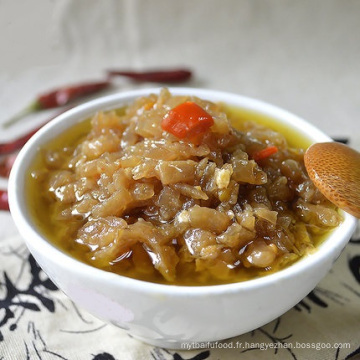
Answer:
[0,153,18,178]
[37,81,111,109]
[0,190,9,211]
[252,146,278,161]
[3,81,110,128]
[0,128,39,155]
[107,68,192,83]
[0,107,72,155]
[161,101,214,142]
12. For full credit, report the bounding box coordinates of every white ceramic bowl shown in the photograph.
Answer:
[8,88,357,349]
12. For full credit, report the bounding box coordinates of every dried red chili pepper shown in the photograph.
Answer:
[0,128,40,155]
[0,107,72,155]
[3,80,110,128]
[107,68,192,83]
[0,190,9,211]
[36,81,110,109]
[0,153,18,178]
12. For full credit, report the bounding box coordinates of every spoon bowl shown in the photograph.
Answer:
[304,142,360,219]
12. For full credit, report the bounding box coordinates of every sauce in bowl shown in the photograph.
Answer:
[27,89,341,285]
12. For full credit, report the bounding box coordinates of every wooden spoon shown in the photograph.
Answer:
[304,142,360,219]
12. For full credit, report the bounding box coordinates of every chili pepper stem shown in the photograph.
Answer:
[2,101,42,129]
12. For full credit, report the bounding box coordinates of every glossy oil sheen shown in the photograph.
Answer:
[26,105,332,286]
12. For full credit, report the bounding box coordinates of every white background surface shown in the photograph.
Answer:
[1,0,359,147]
[0,2,360,359]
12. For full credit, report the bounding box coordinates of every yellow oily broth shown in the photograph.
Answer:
[222,104,313,149]
[26,105,328,285]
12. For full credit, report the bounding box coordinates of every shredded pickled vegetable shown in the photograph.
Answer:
[27,89,342,285]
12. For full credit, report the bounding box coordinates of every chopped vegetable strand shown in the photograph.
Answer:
[252,146,278,161]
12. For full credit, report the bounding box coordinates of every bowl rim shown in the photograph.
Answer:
[8,87,358,296]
